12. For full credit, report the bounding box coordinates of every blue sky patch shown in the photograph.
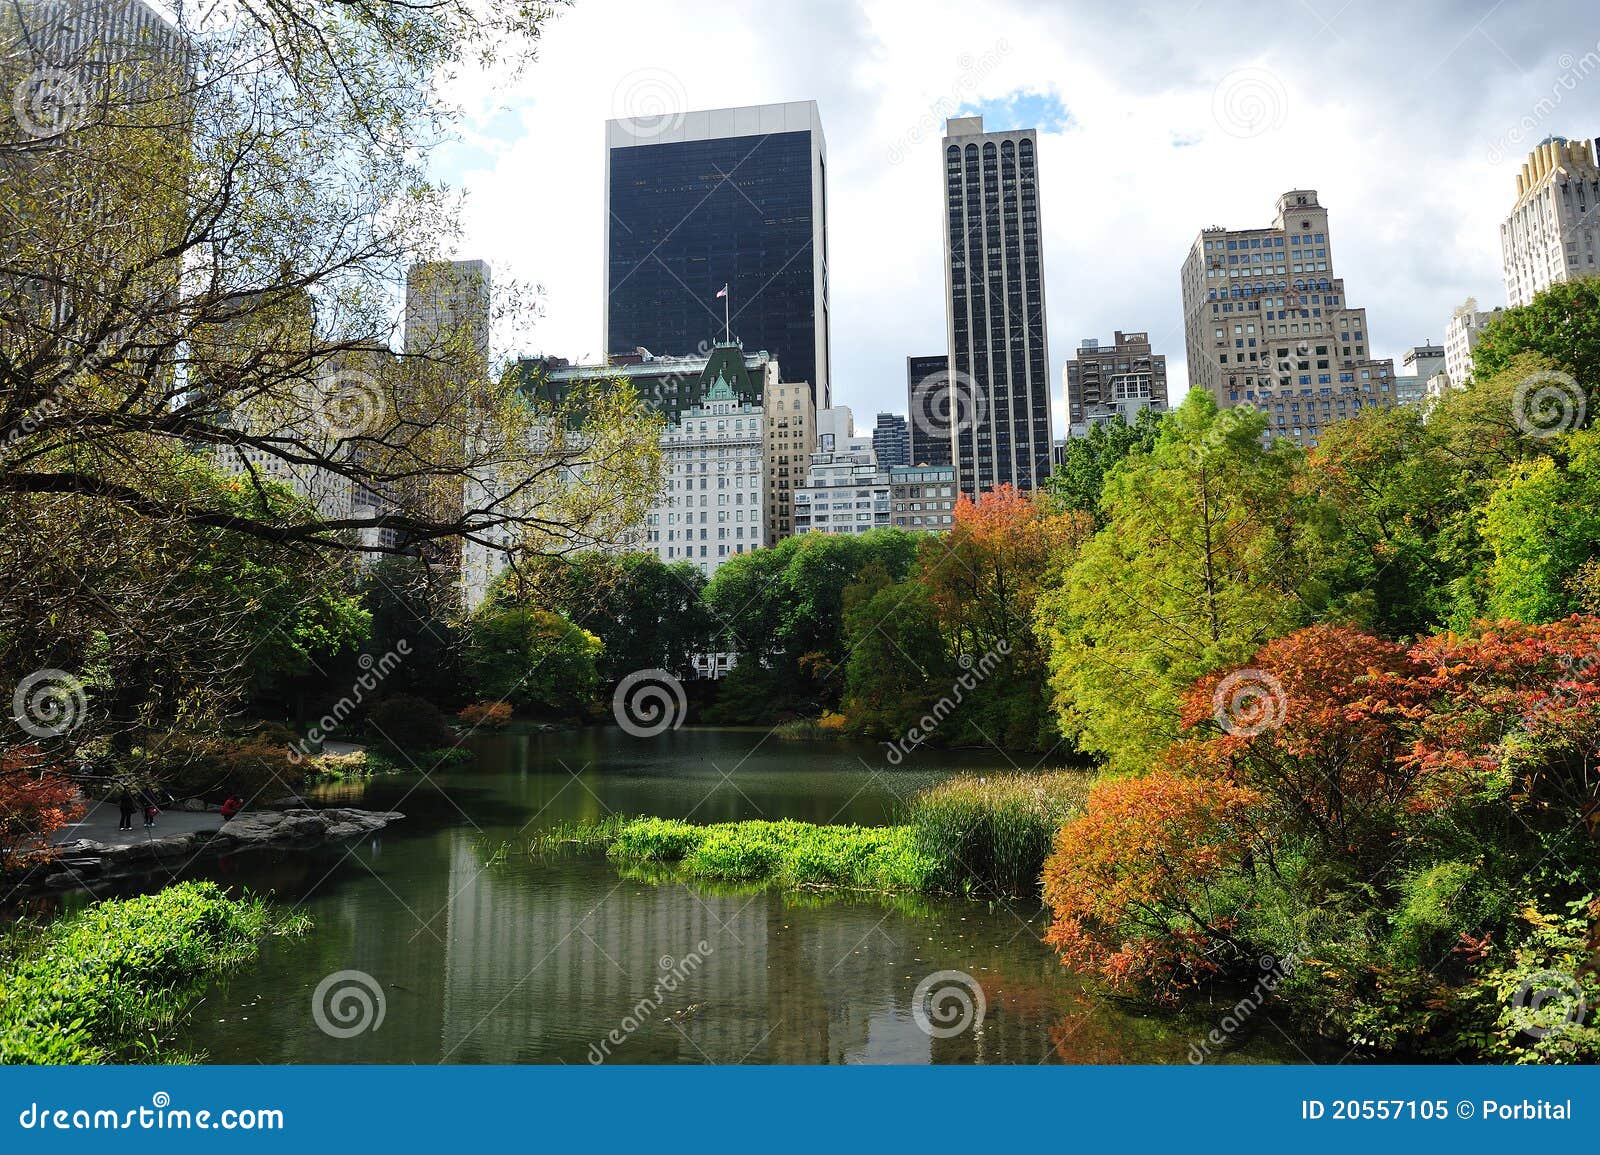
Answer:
[956,90,1074,134]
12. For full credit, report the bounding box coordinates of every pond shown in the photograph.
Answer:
[58,728,1318,1063]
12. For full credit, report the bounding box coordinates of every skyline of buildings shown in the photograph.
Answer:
[603,101,831,410]
[98,51,1586,588]
[941,115,1053,496]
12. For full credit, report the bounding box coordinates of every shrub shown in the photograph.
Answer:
[132,731,300,801]
[466,607,601,717]
[0,748,82,869]
[458,701,513,730]
[1041,768,1261,1005]
[367,694,455,751]
[0,881,295,1063]
[907,771,1089,896]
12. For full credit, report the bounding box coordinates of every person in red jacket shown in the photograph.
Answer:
[220,794,243,821]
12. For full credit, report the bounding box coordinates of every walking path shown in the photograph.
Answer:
[52,797,222,851]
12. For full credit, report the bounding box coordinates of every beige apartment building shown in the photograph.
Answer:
[1500,137,1600,309]
[1442,297,1502,387]
[1180,189,1396,447]
[763,379,815,543]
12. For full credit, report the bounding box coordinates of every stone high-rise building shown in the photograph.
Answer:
[405,260,490,375]
[645,375,765,577]
[1180,189,1396,447]
[1064,330,1167,437]
[764,379,814,543]
[941,115,1051,495]
[1501,137,1600,309]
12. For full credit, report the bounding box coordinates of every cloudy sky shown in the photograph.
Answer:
[433,0,1595,432]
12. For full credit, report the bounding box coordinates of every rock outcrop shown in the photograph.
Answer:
[31,808,402,893]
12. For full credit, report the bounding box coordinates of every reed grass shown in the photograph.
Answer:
[904,771,1090,897]
[526,814,634,856]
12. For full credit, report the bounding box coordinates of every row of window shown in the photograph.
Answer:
[1206,232,1326,251]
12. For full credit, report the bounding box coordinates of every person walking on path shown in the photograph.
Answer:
[141,788,159,830]
[117,785,136,832]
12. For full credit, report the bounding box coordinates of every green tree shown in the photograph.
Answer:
[840,565,950,739]
[1045,407,1167,527]
[466,607,601,718]
[704,529,920,720]
[1479,427,1600,623]
[493,552,712,682]
[1036,390,1317,772]
[362,558,468,706]
[1470,279,1600,399]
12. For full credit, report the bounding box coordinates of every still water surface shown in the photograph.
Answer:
[97,728,1310,1063]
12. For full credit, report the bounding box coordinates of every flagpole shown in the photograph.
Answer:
[724,286,730,344]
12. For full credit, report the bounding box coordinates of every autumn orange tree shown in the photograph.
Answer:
[909,485,1089,750]
[0,747,81,870]
[1178,624,1422,866]
[1042,618,1600,1056]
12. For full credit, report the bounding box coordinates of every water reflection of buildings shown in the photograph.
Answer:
[436,835,934,1064]
[183,825,1080,1064]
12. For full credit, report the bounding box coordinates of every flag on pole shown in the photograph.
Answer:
[715,283,728,299]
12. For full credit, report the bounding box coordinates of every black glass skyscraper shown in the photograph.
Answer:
[605,102,830,407]
[906,353,954,467]
[942,115,1051,496]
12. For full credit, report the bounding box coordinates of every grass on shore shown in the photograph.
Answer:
[0,881,307,1064]
[605,817,935,892]
[536,771,1091,899]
